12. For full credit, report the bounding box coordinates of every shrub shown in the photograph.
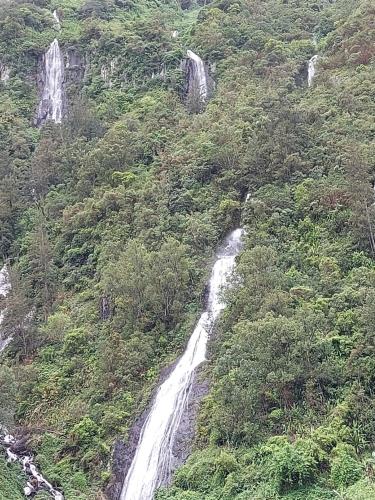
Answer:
[259,436,319,493]
[70,416,100,447]
[330,443,362,488]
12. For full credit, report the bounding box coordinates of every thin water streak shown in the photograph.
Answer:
[308,54,318,87]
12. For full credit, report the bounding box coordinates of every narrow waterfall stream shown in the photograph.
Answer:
[0,265,64,499]
[186,50,208,103]
[120,228,244,500]
[36,38,64,124]
[0,265,11,352]
[53,10,61,30]
[308,54,318,87]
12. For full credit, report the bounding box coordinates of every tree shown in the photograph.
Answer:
[148,239,191,327]
[3,269,35,358]
[102,238,191,330]
[24,211,57,320]
[212,312,333,444]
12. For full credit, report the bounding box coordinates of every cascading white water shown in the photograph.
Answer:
[1,428,64,500]
[0,265,11,299]
[53,10,61,30]
[186,50,208,103]
[37,39,64,124]
[308,55,318,87]
[0,265,11,297]
[120,228,244,500]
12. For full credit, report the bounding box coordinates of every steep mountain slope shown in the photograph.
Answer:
[0,0,374,498]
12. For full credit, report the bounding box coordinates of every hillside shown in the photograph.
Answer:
[0,0,375,498]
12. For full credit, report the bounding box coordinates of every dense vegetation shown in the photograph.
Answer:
[0,457,25,500]
[0,0,374,498]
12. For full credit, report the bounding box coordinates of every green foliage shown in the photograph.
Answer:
[259,437,319,493]
[330,443,363,488]
[70,416,100,447]
[1,0,375,497]
[0,365,17,427]
[0,457,25,500]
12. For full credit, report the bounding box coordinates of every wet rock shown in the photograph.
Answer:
[100,296,111,320]
[171,370,210,472]
[10,434,30,454]
[65,48,86,85]
[106,440,127,500]
[106,413,148,500]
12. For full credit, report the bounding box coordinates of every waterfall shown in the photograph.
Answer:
[186,50,208,104]
[53,10,61,30]
[308,55,318,87]
[36,39,64,124]
[120,228,244,500]
[0,265,11,299]
[0,265,11,352]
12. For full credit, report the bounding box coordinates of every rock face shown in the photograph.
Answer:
[170,372,209,470]
[106,425,144,500]
[65,48,86,86]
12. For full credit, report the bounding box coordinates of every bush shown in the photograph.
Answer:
[174,448,238,493]
[330,444,362,488]
[259,436,319,493]
[70,416,100,447]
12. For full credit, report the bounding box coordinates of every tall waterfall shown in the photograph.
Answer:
[120,228,244,500]
[36,39,64,124]
[308,55,318,87]
[186,50,208,103]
